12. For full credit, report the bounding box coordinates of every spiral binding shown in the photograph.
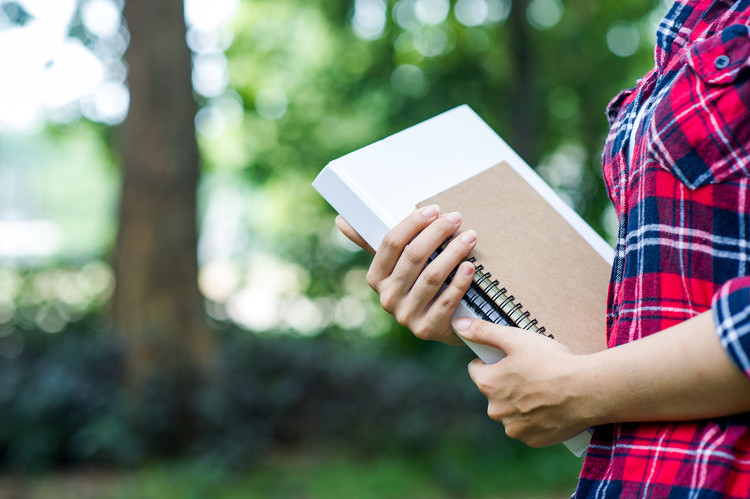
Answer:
[437,238,553,340]
[464,257,553,340]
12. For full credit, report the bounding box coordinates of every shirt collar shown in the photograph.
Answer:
[654,0,745,73]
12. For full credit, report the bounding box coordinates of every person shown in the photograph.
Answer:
[336,0,750,496]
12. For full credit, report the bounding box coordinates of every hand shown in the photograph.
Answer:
[454,317,592,447]
[339,205,478,345]
[336,216,375,255]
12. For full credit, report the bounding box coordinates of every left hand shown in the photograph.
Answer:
[453,317,593,447]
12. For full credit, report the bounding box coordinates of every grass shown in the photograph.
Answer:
[0,444,581,498]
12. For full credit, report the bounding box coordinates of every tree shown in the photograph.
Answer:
[114,0,213,441]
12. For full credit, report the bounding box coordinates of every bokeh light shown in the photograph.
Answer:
[607,22,641,58]
[351,0,387,41]
[526,0,564,30]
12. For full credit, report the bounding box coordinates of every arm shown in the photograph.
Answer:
[337,206,478,345]
[455,309,750,447]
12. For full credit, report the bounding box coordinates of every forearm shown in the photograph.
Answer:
[579,311,750,427]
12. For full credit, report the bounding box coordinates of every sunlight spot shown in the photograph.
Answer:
[255,88,288,121]
[192,53,228,98]
[226,286,280,332]
[415,0,449,26]
[455,0,488,27]
[413,25,452,57]
[82,0,122,39]
[283,295,325,334]
[186,26,233,55]
[199,260,241,302]
[0,219,63,260]
[535,143,587,210]
[391,64,427,98]
[351,0,387,41]
[485,0,510,23]
[526,0,563,30]
[195,92,243,139]
[82,81,130,125]
[393,0,420,31]
[184,0,238,32]
[455,0,511,26]
[606,22,640,58]
[335,295,368,329]
[44,39,105,109]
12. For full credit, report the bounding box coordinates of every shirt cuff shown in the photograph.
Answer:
[712,276,750,379]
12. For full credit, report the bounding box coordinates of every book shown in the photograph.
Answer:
[312,105,614,456]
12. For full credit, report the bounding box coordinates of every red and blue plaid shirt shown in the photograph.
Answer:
[576,1,750,496]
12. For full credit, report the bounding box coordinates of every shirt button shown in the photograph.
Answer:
[715,55,730,69]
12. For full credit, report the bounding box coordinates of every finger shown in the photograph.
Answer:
[408,229,477,311]
[452,318,522,355]
[389,211,463,287]
[368,205,440,282]
[335,216,375,255]
[406,260,475,345]
[467,357,491,387]
[425,259,476,319]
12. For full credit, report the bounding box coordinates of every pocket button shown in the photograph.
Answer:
[715,55,731,70]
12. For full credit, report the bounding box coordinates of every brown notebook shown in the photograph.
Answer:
[418,161,610,355]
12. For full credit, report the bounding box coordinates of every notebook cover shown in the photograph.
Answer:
[419,162,610,355]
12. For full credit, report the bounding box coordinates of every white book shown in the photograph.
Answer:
[312,105,614,457]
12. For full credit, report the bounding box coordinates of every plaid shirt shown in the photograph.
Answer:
[576,1,750,497]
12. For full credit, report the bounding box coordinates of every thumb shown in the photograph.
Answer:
[452,317,523,355]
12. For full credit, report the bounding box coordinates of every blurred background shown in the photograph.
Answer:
[0,0,663,496]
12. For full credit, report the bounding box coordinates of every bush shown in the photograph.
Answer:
[0,322,515,472]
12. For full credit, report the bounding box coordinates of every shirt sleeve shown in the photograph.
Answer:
[711,276,750,379]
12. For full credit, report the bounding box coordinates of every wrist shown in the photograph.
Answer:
[569,352,613,428]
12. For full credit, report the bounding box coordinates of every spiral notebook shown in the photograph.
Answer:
[312,105,613,456]
[417,161,610,356]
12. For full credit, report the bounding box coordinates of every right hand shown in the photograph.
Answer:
[337,205,477,345]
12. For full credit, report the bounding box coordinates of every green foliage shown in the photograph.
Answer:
[220,0,661,239]
[0,321,581,490]
[10,447,580,498]
[199,0,665,347]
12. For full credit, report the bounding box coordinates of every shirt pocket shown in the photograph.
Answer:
[648,24,750,189]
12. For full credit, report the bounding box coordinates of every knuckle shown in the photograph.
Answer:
[411,323,432,341]
[379,234,401,252]
[393,308,412,327]
[476,378,494,393]
[421,267,444,288]
[469,320,489,342]
[504,423,522,440]
[487,404,503,423]
[379,292,396,312]
[434,291,459,314]
[403,243,424,265]
[365,270,378,290]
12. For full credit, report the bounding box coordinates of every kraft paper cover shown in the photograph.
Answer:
[418,162,609,355]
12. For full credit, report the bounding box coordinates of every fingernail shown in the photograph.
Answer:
[452,317,472,333]
[460,229,476,245]
[444,212,461,224]
[460,261,474,276]
[421,204,439,218]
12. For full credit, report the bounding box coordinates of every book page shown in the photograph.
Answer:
[419,162,610,355]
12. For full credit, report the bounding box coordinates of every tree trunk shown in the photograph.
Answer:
[507,0,539,165]
[115,0,213,427]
